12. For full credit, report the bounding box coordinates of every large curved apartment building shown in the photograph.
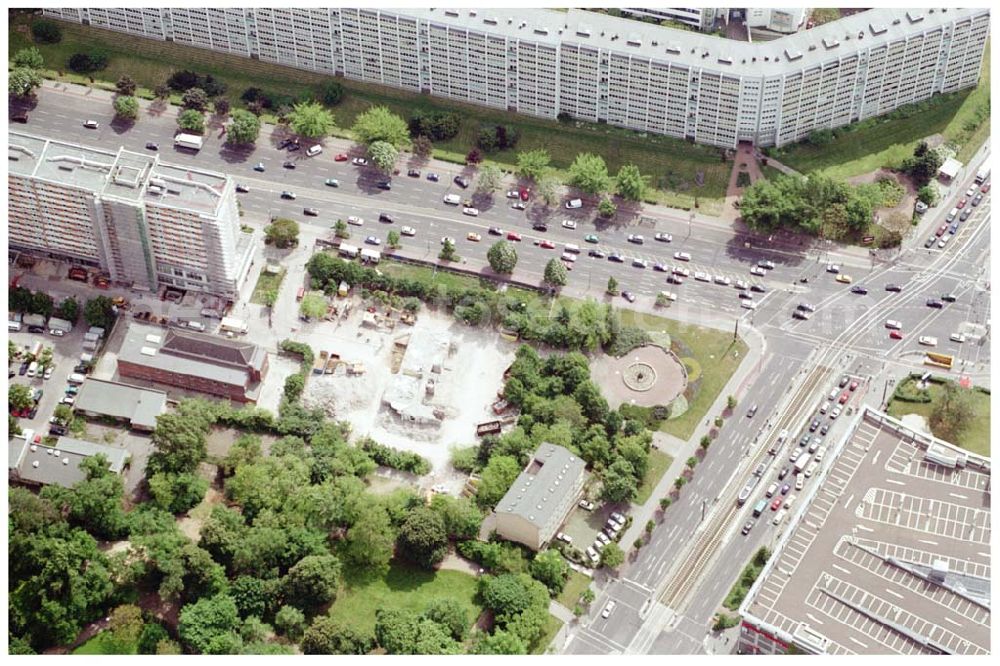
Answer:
[45,7,990,148]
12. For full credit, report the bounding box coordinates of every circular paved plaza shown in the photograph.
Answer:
[590,344,688,408]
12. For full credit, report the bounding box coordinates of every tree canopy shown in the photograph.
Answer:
[396,506,449,569]
[113,95,139,120]
[352,106,409,147]
[368,140,399,173]
[543,258,568,288]
[288,101,336,138]
[516,149,551,182]
[616,164,649,201]
[226,109,261,146]
[487,241,518,274]
[265,217,300,248]
[568,153,611,195]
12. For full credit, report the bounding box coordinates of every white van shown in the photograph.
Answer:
[814,446,827,463]
[772,509,787,526]
[443,194,461,205]
[565,198,583,209]
[306,145,323,157]
[27,361,39,378]
[8,321,22,332]
[658,291,677,302]
[67,373,86,385]
[560,252,577,263]
[804,460,819,478]
[564,243,581,254]
[884,320,902,330]
[795,473,805,491]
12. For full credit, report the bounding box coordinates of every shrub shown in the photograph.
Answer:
[359,438,431,475]
[31,19,62,44]
[67,51,108,73]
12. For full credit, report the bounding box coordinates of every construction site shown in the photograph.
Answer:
[300,303,517,492]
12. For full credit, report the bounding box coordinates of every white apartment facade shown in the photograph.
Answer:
[47,7,990,148]
[8,131,254,300]
[622,8,720,31]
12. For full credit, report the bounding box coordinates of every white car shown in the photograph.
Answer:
[674,251,692,262]
[61,396,75,406]
[586,546,600,564]
[43,366,54,380]
[632,258,648,268]
[351,157,368,166]
[562,219,577,229]
[655,232,673,242]
[602,601,617,618]
[400,226,416,236]
[463,207,480,216]
[830,405,843,419]
[365,235,382,246]
[694,271,711,282]
[627,234,644,244]
[918,336,938,346]
[579,500,596,511]
[826,263,840,274]
[595,532,610,546]
[556,532,573,544]
[750,266,766,276]
[741,300,757,310]
[734,280,749,290]
[714,275,731,286]
[672,266,690,277]
[347,215,364,226]
[950,332,966,343]
[440,236,455,245]
[506,190,520,199]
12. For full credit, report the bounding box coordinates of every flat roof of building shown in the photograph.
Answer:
[497,443,587,529]
[8,130,229,215]
[741,408,990,655]
[9,431,129,488]
[73,378,167,430]
[405,8,987,77]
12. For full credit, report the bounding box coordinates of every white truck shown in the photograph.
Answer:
[48,317,73,336]
[219,316,249,335]
[174,133,204,151]
[975,167,990,184]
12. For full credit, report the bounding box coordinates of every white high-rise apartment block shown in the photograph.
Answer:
[622,8,721,31]
[46,7,990,148]
[8,132,254,300]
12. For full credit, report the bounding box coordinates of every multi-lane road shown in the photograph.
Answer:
[15,82,992,654]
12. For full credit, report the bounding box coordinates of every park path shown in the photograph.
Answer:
[721,144,765,224]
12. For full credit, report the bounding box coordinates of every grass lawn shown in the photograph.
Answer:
[249,268,286,305]
[773,41,990,179]
[72,632,135,655]
[327,562,483,636]
[634,449,673,505]
[529,614,564,654]
[10,15,729,213]
[886,381,991,456]
[555,569,592,610]
[616,309,749,441]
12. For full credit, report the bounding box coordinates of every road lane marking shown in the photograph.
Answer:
[831,563,851,575]
[885,588,904,600]
[918,539,938,546]
[886,478,905,486]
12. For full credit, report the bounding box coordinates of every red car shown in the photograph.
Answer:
[506,232,522,242]
[982,182,992,193]
[770,497,783,511]
[936,224,948,237]
[957,198,967,209]
[889,330,903,340]
[538,240,555,249]
[849,380,859,391]
[334,153,348,162]
[838,391,850,404]
[519,187,530,201]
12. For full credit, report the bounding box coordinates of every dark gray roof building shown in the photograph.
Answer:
[9,430,129,488]
[73,378,167,431]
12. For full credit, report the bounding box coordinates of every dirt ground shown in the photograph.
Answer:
[847,168,919,229]
[589,344,687,409]
[300,307,517,492]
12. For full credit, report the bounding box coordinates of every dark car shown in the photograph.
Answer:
[941,293,957,303]
[588,249,606,258]
[926,299,944,308]
[738,292,753,300]
[27,407,38,420]
[960,208,972,221]
[851,285,868,295]
[777,466,790,480]
[283,161,296,169]
[924,237,937,248]
[407,169,420,177]
[49,425,68,436]
[145,142,159,151]
[885,283,902,292]
[377,180,392,190]
[741,520,754,535]
[750,284,766,293]
[235,183,250,193]
[608,253,624,263]
[622,291,636,303]
[19,361,29,376]
[286,143,300,152]
[532,222,548,232]
[809,419,820,432]
[378,213,395,223]
[820,424,830,436]
[280,191,296,200]
[303,208,319,216]
[11,111,28,123]
[757,260,776,270]
[839,376,849,388]
[454,176,470,189]
[666,274,683,284]
[427,173,440,182]
[972,193,983,206]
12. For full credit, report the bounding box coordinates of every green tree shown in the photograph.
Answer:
[529,549,570,594]
[13,46,45,69]
[137,623,170,655]
[916,185,939,206]
[177,109,205,134]
[473,629,528,654]
[178,594,241,654]
[375,609,461,655]
[487,241,518,274]
[302,616,373,655]
[600,542,624,569]
[343,503,395,576]
[113,95,139,120]
[334,219,350,238]
[283,554,342,610]
[9,67,43,97]
[397,506,449,569]
[616,164,649,201]
[9,384,34,411]
[475,454,522,509]
[274,605,306,641]
[264,217,300,248]
[153,84,171,100]
[901,141,944,188]
[478,573,550,643]
[288,101,336,138]
[568,153,611,195]
[147,399,215,475]
[148,472,208,514]
[412,134,433,158]
[607,276,619,295]
[516,149,551,182]
[600,458,638,504]
[439,238,458,262]
[929,382,976,442]
[598,196,617,218]
[213,98,230,117]
[352,106,409,147]
[181,87,209,111]
[543,258,568,288]
[29,291,54,317]
[226,109,261,145]
[477,163,503,194]
[106,604,144,654]
[368,140,399,173]
[40,455,128,540]
[55,297,80,323]
[423,598,469,641]
[387,229,401,249]
[115,74,137,96]
[536,172,560,206]
[727,395,737,410]
[299,292,328,320]
[319,80,345,105]
[31,19,62,44]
